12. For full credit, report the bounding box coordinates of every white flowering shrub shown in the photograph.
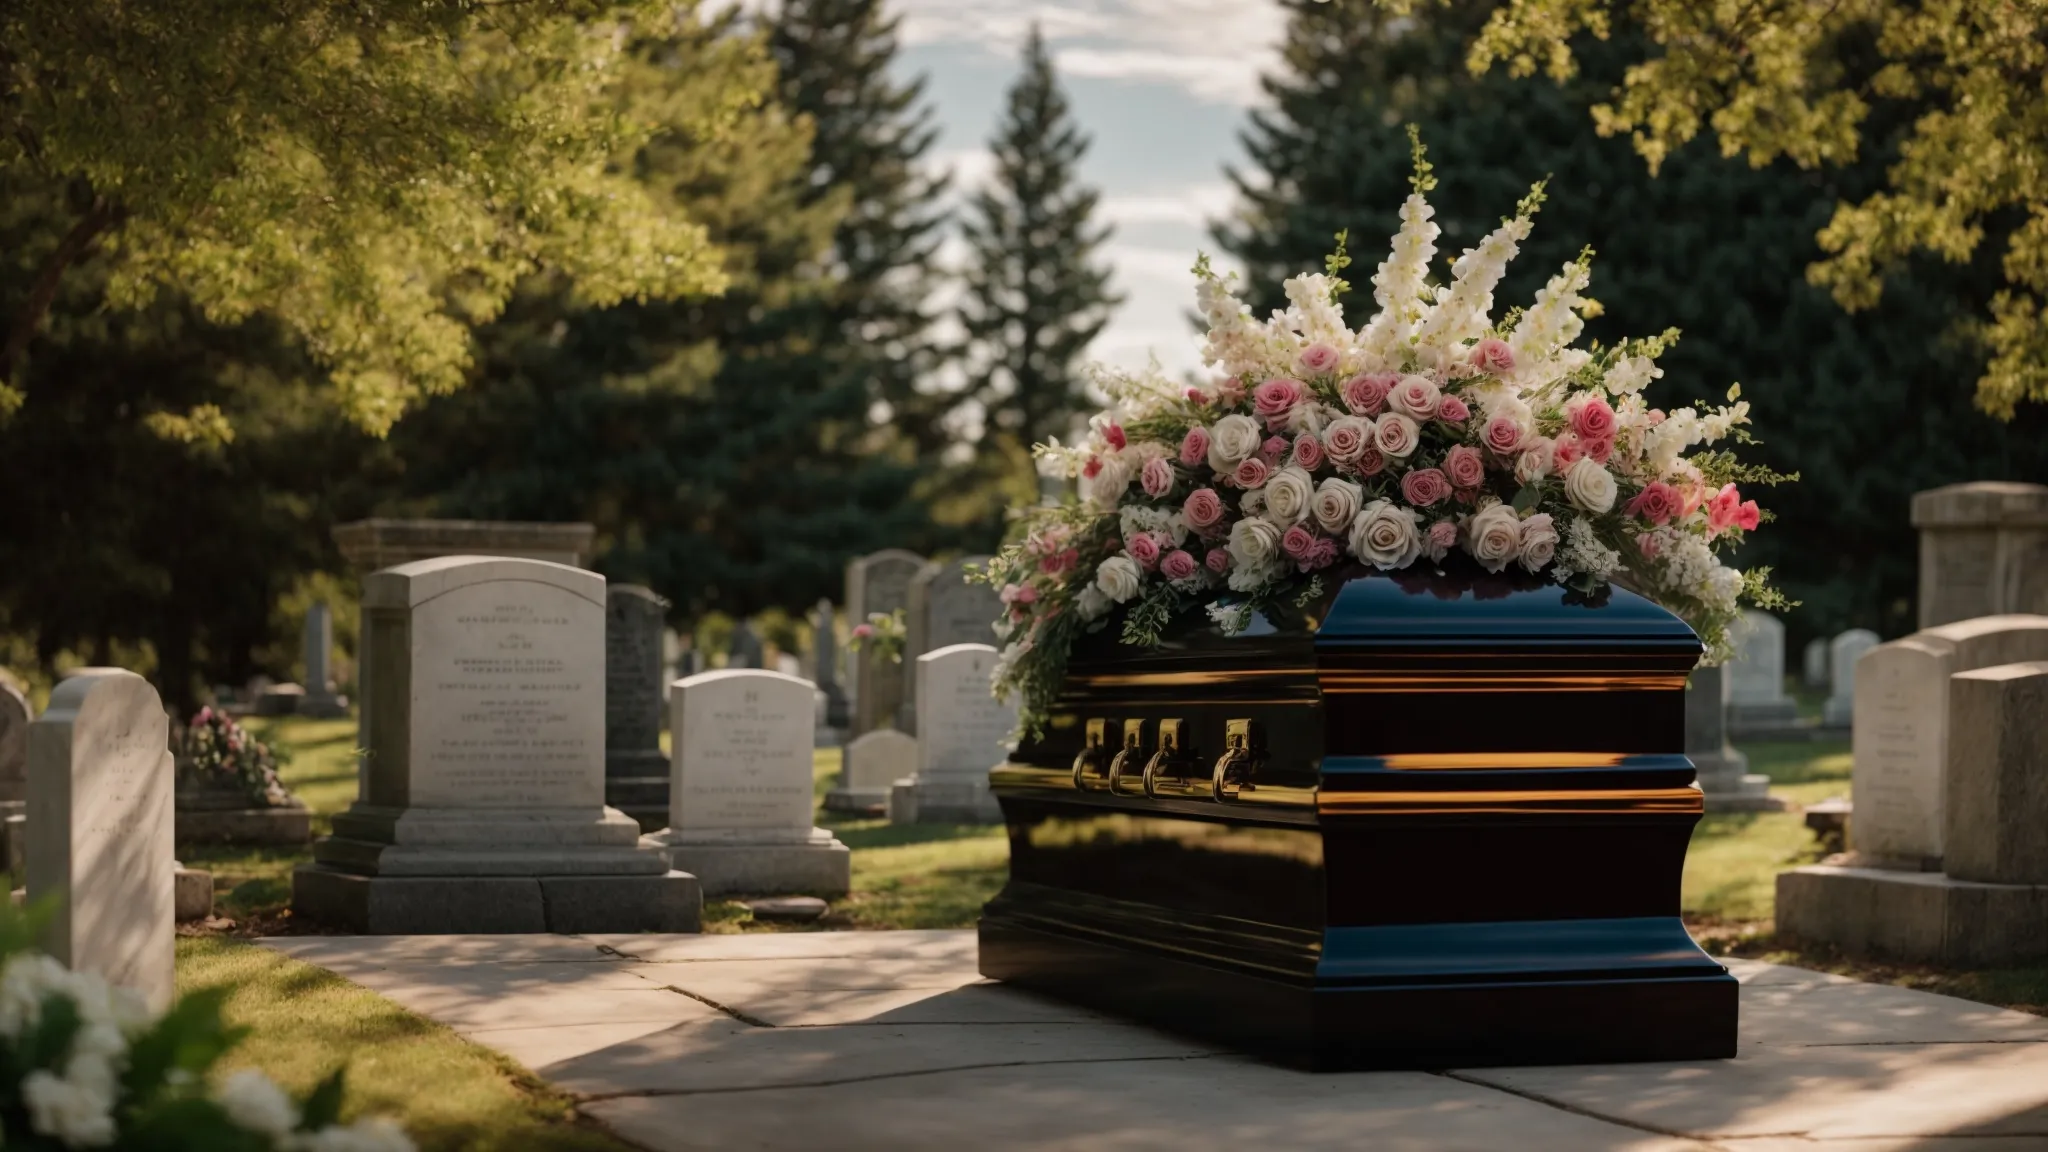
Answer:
[0,907,413,1151]
[982,130,1792,735]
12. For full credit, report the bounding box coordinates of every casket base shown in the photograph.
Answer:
[980,912,1739,1072]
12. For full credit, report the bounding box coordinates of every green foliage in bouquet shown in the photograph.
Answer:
[846,610,908,666]
[179,707,294,809]
[0,901,411,1150]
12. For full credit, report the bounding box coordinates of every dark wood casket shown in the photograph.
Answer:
[978,559,1738,1070]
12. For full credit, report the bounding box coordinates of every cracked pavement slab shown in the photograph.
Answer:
[259,933,2048,1151]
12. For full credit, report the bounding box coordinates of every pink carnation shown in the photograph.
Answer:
[1584,434,1614,465]
[1292,434,1325,471]
[1637,532,1662,559]
[1183,487,1225,531]
[1128,533,1162,569]
[1161,549,1199,582]
[1179,426,1210,466]
[1253,378,1307,424]
[1232,457,1269,489]
[1437,395,1471,424]
[1298,342,1341,375]
[1707,483,1757,537]
[1470,337,1515,375]
[1737,500,1761,531]
[1443,444,1485,490]
[1205,547,1233,573]
[1341,373,1395,416]
[1553,434,1584,469]
[1140,457,1175,498]
[1400,467,1451,507]
[1306,535,1340,569]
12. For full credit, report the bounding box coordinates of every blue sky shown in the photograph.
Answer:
[890,0,1290,380]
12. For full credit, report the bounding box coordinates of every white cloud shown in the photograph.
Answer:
[1097,182,1235,228]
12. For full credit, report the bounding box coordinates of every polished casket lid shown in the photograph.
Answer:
[1312,560,1702,656]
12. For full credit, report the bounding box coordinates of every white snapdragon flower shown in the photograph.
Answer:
[1507,259,1591,377]
[1357,193,1441,366]
[1603,354,1664,395]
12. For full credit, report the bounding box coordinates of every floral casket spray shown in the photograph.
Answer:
[973,140,1780,1070]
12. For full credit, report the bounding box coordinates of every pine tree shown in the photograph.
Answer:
[1218,0,2048,644]
[959,27,1121,496]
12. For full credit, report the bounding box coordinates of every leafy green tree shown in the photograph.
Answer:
[1220,0,2048,643]
[958,27,1121,501]
[0,0,758,432]
[1394,0,2048,419]
[381,7,937,619]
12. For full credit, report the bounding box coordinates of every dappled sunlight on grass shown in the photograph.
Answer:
[179,938,633,1151]
[1682,811,1823,923]
[1741,738,1852,808]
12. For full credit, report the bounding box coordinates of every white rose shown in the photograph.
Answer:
[1095,555,1143,603]
[1373,411,1420,459]
[1265,466,1314,524]
[1076,585,1112,621]
[1311,477,1363,535]
[1563,457,1617,514]
[1514,440,1554,486]
[1387,374,1441,420]
[1466,503,1523,573]
[1206,413,1262,472]
[1085,456,1131,510]
[1518,513,1560,574]
[1348,499,1423,570]
[1229,516,1284,568]
[1322,415,1373,464]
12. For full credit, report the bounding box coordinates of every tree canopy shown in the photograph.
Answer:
[0,0,761,433]
[1387,0,2048,419]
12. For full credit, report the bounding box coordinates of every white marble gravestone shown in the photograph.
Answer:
[1911,482,2048,629]
[1822,629,1879,727]
[888,644,1014,824]
[27,669,175,1010]
[827,728,917,814]
[845,549,924,735]
[646,670,848,897]
[1726,610,1799,735]
[606,584,672,831]
[1685,664,1782,812]
[813,598,849,737]
[898,557,1000,735]
[299,601,348,718]
[1850,614,2048,865]
[291,556,698,934]
[1802,637,1830,688]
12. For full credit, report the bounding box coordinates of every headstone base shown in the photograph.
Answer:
[291,864,702,934]
[298,692,349,720]
[173,864,213,922]
[175,805,313,846]
[823,787,887,816]
[1727,700,1800,737]
[605,755,672,833]
[255,685,305,716]
[1821,697,1854,728]
[646,829,850,898]
[888,777,1002,825]
[1701,775,1787,813]
[1776,864,2048,966]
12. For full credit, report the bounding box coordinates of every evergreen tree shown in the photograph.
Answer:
[958,27,1121,511]
[1218,0,2048,645]
[381,7,939,620]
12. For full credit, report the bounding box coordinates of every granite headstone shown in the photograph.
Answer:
[299,601,348,718]
[898,557,1001,734]
[1727,610,1799,735]
[846,550,924,735]
[827,728,916,814]
[888,644,1014,824]
[1822,628,1879,728]
[606,584,672,831]
[1686,664,1782,812]
[1911,482,2048,629]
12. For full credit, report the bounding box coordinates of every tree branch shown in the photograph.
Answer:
[2,195,122,390]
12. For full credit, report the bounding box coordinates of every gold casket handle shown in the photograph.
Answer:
[1071,717,1113,791]
[1103,719,1147,795]
[1140,719,1187,799]
[1211,720,1260,803]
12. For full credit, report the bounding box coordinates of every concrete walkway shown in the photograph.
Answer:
[260,931,2048,1151]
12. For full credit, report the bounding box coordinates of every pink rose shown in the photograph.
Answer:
[1298,342,1341,375]
[1374,413,1420,459]
[1568,395,1617,442]
[1260,435,1289,463]
[852,623,875,640]
[1323,417,1370,465]
[1443,444,1485,490]
[1341,372,1395,416]
[1128,533,1162,569]
[1183,487,1225,530]
[1232,457,1269,489]
[1000,583,1039,606]
[1400,467,1451,507]
[1388,375,1441,420]
[1553,433,1584,469]
[1470,337,1515,375]
[1625,480,1682,525]
[1280,524,1318,562]
[1184,387,1209,406]
[1179,426,1210,466]
[1205,547,1233,573]
[1040,547,1078,576]
[1482,415,1524,457]
[1437,395,1471,424]
[1584,434,1614,465]
[1292,434,1325,471]
[1103,422,1127,451]
[1141,456,1175,498]
[1426,519,1458,561]
[1253,378,1306,424]
[1355,446,1388,477]
[1737,500,1761,531]
[1161,549,1199,582]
